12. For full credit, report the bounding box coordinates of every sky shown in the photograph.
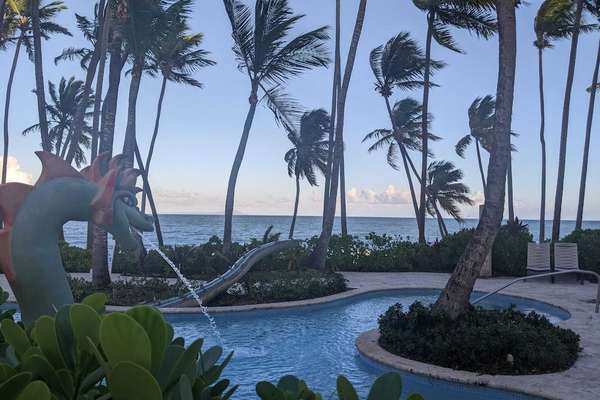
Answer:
[1,0,599,220]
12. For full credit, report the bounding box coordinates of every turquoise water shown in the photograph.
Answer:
[167,289,567,399]
[64,214,600,247]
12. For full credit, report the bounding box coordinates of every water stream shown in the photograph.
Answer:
[142,236,223,344]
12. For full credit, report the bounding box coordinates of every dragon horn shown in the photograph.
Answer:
[35,151,84,186]
[90,167,119,225]
[85,152,110,182]
[119,168,142,189]
[108,154,125,172]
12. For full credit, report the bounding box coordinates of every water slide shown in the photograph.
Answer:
[155,239,299,307]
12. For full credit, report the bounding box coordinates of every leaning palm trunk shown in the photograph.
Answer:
[289,175,300,239]
[0,0,5,35]
[322,0,341,222]
[91,31,124,289]
[223,83,259,254]
[552,0,584,242]
[134,143,164,246]
[340,151,348,235]
[66,0,107,165]
[432,0,516,318]
[537,46,546,243]
[30,0,51,151]
[433,202,447,238]
[575,39,600,230]
[311,0,367,269]
[418,11,435,244]
[507,155,514,222]
[2,33,22,184]
[475,138,487,196]
[142,75,168,213]
[122,58,144,168]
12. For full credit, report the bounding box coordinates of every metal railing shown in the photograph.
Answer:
[472,269,600,313]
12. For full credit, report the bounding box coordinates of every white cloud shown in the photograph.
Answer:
[0,157,33,184]
[347,185,412,205]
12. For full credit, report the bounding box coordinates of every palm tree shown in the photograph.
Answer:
[221,0,330,253]
[142,29,215,213]
[284,109,329,239]
[411,0,497,242]
[2,0,70,183]
[455,95,495,196]
[22,77,93,166]
[368,33,443,235]
[433,0,516,318]
[310,0,367,270]
[552,0,585,242]
[576,1,600,230]
[425,160,473,238]
[534,0,581,241]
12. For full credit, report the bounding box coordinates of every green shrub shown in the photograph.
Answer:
[562,229,600,275]
[59,241,91,273]
[378,302,580,375]
[492,219,532,277]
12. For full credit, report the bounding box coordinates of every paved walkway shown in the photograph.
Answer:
[2,272,599,399]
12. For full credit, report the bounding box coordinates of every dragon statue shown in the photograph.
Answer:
[0,151,154,326]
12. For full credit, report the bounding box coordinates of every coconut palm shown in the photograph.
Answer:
[142,29,215,213]
[2,0,70,183]
[221,0,330,253]
[425,160,473,238]
[552,0,585,242]
[22,77,93,167]
[368,33,443,234]
[411,0,496,242]
[576,1,600,230]
[433,0,516,318]
[455,95,495,195]
[534,0,582,241]
[284,109,330,239]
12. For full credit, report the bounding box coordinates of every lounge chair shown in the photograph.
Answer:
[526,242,551,274]
[554,242,579,271]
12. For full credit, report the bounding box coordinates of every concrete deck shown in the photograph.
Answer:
[2,272,598,399]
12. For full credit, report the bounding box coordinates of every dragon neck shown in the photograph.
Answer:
[10,177,97,326]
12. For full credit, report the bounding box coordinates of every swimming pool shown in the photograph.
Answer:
[167,289,567,399]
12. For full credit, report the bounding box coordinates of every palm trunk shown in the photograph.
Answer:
[322,0,341,223]
[432,0,516,318]
[91,28,124,289]
[30,0,50,151]
[340,150,348,236]
[552,0,583,242]
[91,2,111,162]
[507,155,514,221]
[122,57,144,168]
[142,75,167,214]
[383,97,421,230]
[310,0,367,270]
[418,11,434,244]
[223,82,259,254]
[2,33,22,184]
[289,175,300,239]
[575,39,600,230]
[134,143,164,247]
[537,46,546,243]
[475,138,487,196]
[0,0,6,36]
[433,202,447,238]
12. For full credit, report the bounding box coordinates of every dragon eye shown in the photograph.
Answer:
[118,192,137,207]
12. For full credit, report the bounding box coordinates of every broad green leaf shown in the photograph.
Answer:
[21,355,62,395]
[0,372,32,400]
[0,320,30,359]
[126,306,168,374]
[406,394,425,400]
[336,376,359,400]
[157,345,185,390]
[99,313,152,370]
[15,381,51,400]
[70,304,101,349]
[367,372,402,400]
[277,375,304,395]
[33,316,66,370]
[54,306,75,369]
[256,381,284,400]
[82,293,107,314]
[165,338,203,389]
[0,363,16,382]
[56,369,75,399]
[199,346,222,373]
[178,375,193,400]
[108,361,162,400]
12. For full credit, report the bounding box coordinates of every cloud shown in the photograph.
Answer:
[347,185,412,205]
[0,157,33,184]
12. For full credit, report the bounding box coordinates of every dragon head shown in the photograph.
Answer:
[80,153,154,250]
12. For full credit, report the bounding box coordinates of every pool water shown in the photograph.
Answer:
[167,289,567,399]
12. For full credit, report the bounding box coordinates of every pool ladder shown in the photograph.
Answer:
[472,269,600,313]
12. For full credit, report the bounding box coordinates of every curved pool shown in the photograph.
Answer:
[167,289,568,399]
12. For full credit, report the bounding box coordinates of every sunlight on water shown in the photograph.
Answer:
[142,235,223,344]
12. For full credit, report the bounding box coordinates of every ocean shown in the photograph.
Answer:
[63,215,600,248]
